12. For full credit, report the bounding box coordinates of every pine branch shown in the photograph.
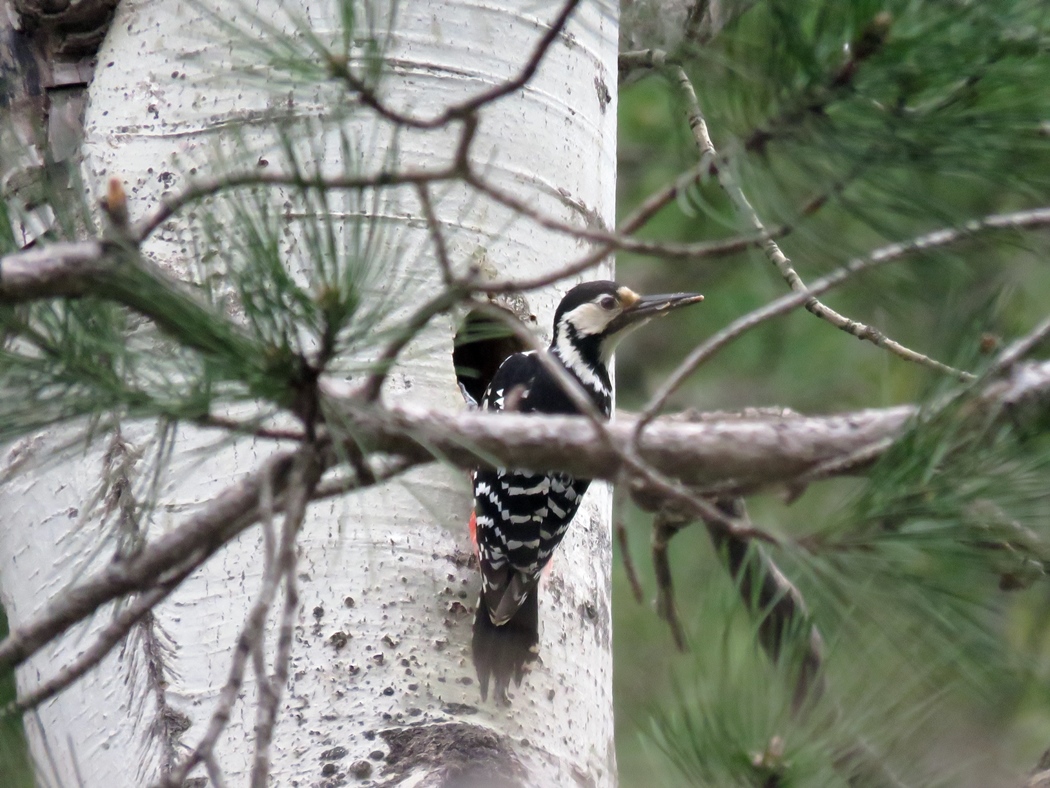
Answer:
[0,240,263,373]
[638,206,1050,426]
[669,64,973,382]
[702,499,825,712]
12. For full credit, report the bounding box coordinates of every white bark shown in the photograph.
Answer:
[0,1,619,785]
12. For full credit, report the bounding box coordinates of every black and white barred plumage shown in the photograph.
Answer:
[473,351,606,625]
[470,280,703,701]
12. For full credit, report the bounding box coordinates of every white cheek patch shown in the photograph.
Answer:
[564,303,617,337]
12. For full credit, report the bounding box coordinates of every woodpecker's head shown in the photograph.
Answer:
[552,280,704,365]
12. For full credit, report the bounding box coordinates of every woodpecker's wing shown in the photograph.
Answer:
[479,351,540,414]
[474,352,544,616]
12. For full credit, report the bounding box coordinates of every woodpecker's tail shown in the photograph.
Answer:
[472,591,539,704]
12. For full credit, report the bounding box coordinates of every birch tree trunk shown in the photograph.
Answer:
[0,0,619,785]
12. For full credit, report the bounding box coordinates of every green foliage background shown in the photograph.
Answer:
[612,1,1050,785]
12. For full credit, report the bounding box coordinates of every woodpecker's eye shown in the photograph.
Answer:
[599,295,617,310]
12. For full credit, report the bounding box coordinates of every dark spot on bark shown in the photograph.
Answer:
[348,664,360,676]
[372,653,385,666]
[321,763,338,776]
[382,687,394,696]
[313,605,325,620]
[330,631,349,650]
[380,723,526,787]
[547,689,555,701]
[321,746,348,761]
[349,760,372,779]
[440,702,478,716]
[594,75,611,112]
[408,683,419,691]
[370,749,385,760]
[448,601,469,617]
[444,550,475,569]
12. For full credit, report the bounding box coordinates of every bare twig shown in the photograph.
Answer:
[327,0,581,130]
[134,167,460,243]
[616,520,645,604]
[249,452,320,787]
[989,315,1050,375]
[196,414,307,442]
[162,449,320,788]
[637,207,1050,430]
[203,754,227,788]
[652,512,689,650]
[464,168,770,263]
[670,64,973,382]
[7,572,189,715]
[158,596,264,786]
[357,286,466,402]
[0,448,415,676]
[416,184,456,287]
[249,469,279,718]
[619,48,672,77]
[472,162,702,294]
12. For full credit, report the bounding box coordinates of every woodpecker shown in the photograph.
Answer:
[470,280,704,701]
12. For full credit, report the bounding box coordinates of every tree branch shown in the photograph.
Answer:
[651,512,689,651]
[638,206,1050,427]
[6,360,1050,679]
[326,0,581,130]
[670,64,974,381]
[133,167,460,243]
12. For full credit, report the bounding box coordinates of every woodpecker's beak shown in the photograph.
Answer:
[607,291,704,334]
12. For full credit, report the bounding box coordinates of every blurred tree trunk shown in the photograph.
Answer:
[0,0,619,784]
